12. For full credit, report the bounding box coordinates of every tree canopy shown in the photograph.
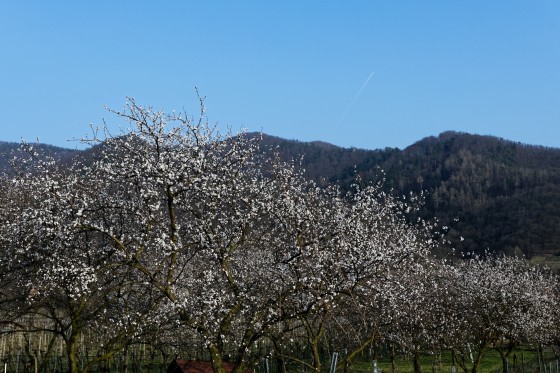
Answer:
[0,99,558,373]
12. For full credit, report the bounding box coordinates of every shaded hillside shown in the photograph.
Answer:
[250,133,399,186]
[258,131,560,258]
[0,141,80,174]
[2,132,560,258]
[382,132,560,257]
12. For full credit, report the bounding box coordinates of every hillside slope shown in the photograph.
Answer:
[2,131,559,258]
[256,131,560,257]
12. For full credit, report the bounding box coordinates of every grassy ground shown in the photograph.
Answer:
[336,348,556,373]
[529,255,560,273]
[3,347,555,373]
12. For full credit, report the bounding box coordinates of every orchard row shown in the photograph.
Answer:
[1,99,558,373]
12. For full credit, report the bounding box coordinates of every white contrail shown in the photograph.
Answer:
[337,72,374,127]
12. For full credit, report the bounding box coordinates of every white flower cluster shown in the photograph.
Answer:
[0,98,558,373]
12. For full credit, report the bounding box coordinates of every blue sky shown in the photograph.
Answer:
[1,1,559,150]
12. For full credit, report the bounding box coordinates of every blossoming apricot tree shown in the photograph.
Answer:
[1,97,558,373]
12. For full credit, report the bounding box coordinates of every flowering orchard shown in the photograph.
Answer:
[0,99,558,373]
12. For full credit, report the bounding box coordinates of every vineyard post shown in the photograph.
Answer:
[330,352,338,373]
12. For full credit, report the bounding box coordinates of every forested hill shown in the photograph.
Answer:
[254,131,560,258]
[386,132,560,258]
[0,141,80,173]
[2,131,560,258]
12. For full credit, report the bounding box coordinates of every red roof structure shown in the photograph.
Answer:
[167,359,253,373]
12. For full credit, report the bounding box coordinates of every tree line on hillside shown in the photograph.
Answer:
[256,132,560,258]
[0,99,559,373]
[3,128,560,259]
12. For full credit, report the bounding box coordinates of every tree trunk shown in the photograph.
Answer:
[451,350,457,373]
[301,316,325,373]
[209,344,227,373]
[470,352,484,373]
[231,358,248,373]
[67,330,80,373]
[341,334,376,373]
[123,344,129,373]
[276,357,286,373]
[496,340,516,373]
[390,344,396,373]
[310,339,322,373]
[501,354,509,373]
[272,339,286,373]
[413,350,422,373]
[454,350,469,373]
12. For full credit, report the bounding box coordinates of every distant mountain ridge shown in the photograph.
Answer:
[2,131,560,258]
[0,141,80,173]
[251,131,560,258]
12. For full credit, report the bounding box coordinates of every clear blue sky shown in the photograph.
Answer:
[1,1,559,150]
